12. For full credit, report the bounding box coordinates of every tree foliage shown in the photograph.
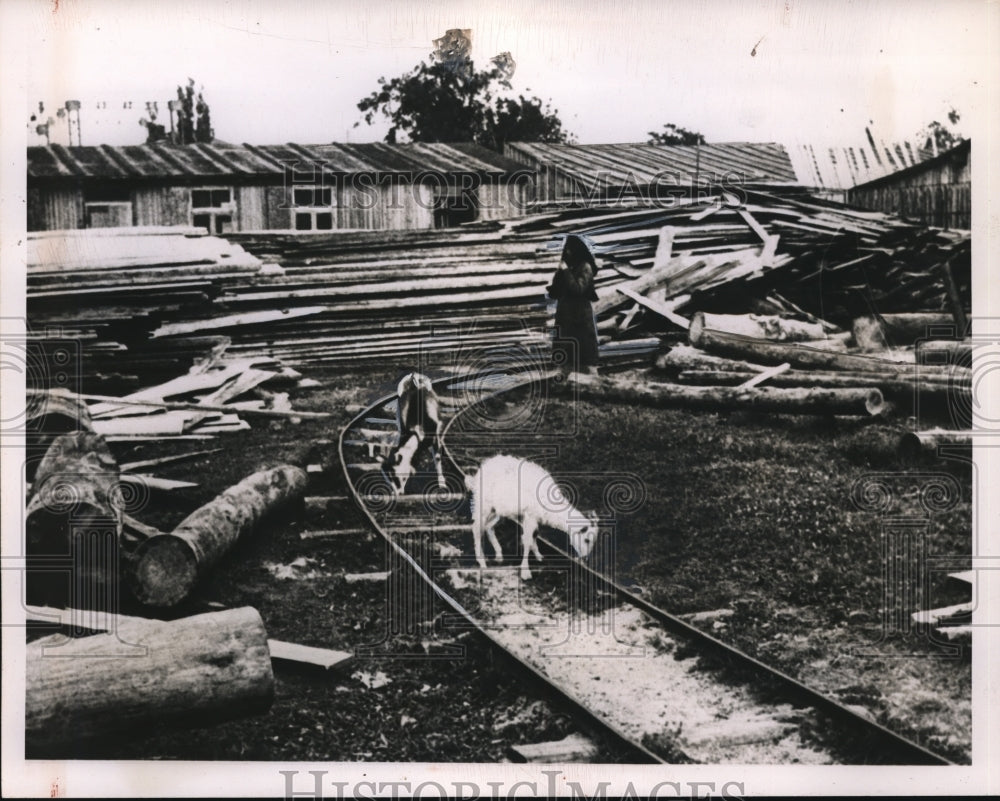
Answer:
[919,108,965,154]
[356,49,572,152]
[647,123,706,146]
[140,79,213,145]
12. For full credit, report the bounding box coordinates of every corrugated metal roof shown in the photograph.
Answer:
[504,141,798,186]
[847,138,969,192]
[28,142,529,180]
[785,137,931,191]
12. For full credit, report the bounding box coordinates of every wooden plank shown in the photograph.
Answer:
[123,514,166,540]
[43,391,335,420]
[738,362,791,389]
[387,524,473,535]
[119,448,222,472]
[152,306,330,338]
[120,473,200,491]
[912,602,973,625]
[343,572,391,583]
[934,626,971,642]
[617,286,690,329]
[299,529,373,540]
[91,412,194,436]
[509,733,599,763]
[267,639,354,671]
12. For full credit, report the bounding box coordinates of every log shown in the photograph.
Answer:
[128,465,308,607]
[509,733,599,763]
[25,389,95,482]
[689,312,831,344]
[899,430,973,459]
[915,339,973,364]
[879,313,958,345]
[26,606,273,753]
[25,432,123,607]
[563,373,887,417]
[655,344,768,375]
[688,327,962,376]
[27,387,93,435]
[676,369,970,397]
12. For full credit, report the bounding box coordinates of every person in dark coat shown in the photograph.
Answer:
[548,234,600,374]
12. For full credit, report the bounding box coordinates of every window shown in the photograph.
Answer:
[190,187,236,234]
[433,186,479,228]
[85,202,132,228]
[290,185,335,231]
[84,184,132,228]
[192,188,232,208]
[293,187,333,207]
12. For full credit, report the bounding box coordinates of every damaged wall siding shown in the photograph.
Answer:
[848,143,971,230]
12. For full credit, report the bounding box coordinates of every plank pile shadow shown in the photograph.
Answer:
[27,191,969,392]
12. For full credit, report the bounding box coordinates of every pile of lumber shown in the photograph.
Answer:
[517,189,970,331]
[75,355,326,440]
[520,192,972,431]
[26,190,969,392]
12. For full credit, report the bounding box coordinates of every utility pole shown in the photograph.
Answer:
[65,100,82,146]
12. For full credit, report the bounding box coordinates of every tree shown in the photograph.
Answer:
[647,123,706,146]
[139,79,213,145]
[918,108,964,155]
[355,43,572,152]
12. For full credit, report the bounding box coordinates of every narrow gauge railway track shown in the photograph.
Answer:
[339,364,953,765]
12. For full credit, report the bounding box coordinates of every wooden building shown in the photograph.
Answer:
[503,141,800,202]
[27,142,533,233]
[846,139,970,230]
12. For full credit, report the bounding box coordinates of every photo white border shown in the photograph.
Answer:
[2,1,997,796]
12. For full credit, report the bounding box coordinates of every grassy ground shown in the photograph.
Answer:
[450,379,973,762]
[32,361,972,763]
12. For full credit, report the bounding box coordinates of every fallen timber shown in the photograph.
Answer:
[28,389,335,421]
[25,431,123,608]
[29,190,969,387]
[341,367,952,765]
[674,369,970,404]
[26,606,273,754]
[689,327,966,377]
[128,465,308,607]
[899,429,974,459]
[561,373,888,417]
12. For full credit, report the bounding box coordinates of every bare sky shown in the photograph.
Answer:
[18,0,990,149]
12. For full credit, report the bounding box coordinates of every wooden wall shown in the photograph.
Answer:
[133,186,189,227]
[477,180,530,221]
[28,176,528,232]
[28,188,84,231]
[848,146,971,230]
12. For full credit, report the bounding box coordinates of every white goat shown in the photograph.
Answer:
[381,372,445,495]
[464,455,599,580]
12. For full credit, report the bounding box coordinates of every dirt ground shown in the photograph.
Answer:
[39,360,972,763]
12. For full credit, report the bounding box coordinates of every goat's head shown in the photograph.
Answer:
[568,512,600,559]
[380,448,415,496]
